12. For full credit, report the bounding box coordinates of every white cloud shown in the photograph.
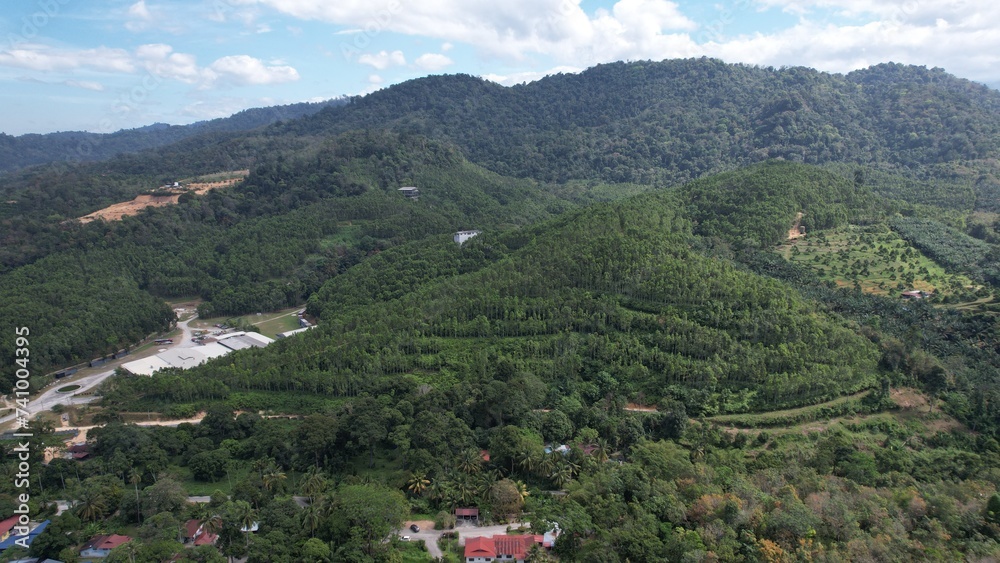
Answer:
[483,65,583,86]
[699,2,1000,85]
[0,45,135,73]
[241,0,698,63]
[357,50,406,69]
[369,74,383,83]
[64,80,105,91]
[136,44,204,83]
[0,42,301,90]
[125,0,154,32]
[413,53,453,71]
[232,0,1000,87]
[207,55,300,86]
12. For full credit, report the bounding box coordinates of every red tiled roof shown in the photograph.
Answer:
[0,515,18,536]
[455,508,479,517]
[492,535,542,561]
[184,519,201,539]
[86,534,132,550]
[479,449,490,462]
[464,536,496,559]
[193,531,217,546]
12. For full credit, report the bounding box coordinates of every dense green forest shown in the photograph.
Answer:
[3,58,1000,561]
[0,99,344,173]
[0,132,572,387]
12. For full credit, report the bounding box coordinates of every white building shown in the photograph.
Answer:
[454,230,481,245]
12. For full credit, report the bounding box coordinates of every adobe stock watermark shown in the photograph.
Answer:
[66,70,165,164]
[339,1,404,61]
[11,326,34,547]
[3,0,72,53]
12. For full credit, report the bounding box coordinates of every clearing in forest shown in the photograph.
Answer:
[77,170,249,223]
[776,224,979,297]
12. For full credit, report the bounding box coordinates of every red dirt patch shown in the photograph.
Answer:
[78,170,248,224]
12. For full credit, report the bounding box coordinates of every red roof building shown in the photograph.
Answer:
[183,519,218,546]
[465,536,497,561]
[0,515,19,542]
[81,534,132,558]
[464,534,545,563]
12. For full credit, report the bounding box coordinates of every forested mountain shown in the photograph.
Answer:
[281,59,1000,189]
[4,59,1000,562]
[0,132,571,387]
[0,98,345,173]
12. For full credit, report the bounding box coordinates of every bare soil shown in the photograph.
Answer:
[77,171,248,223]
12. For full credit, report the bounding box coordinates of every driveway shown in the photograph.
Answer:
[401,520,442,559]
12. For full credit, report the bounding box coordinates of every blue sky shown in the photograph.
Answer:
[1,0,998,135]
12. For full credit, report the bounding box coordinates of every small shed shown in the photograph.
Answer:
[398,187,420,199]
[455,507,479,522]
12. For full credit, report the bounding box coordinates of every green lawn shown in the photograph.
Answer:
[194,305,305,338]
[776,225,979,297]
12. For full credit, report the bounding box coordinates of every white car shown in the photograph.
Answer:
[401,535,411,541]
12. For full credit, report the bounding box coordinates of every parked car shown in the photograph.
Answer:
[401,535,411,541]
[410,524,420,533]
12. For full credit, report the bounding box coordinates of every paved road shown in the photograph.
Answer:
[399,520,528,559]
[0,314,197,431]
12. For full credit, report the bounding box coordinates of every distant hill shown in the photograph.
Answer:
[279,59,1000,193]
[0,98,347,172]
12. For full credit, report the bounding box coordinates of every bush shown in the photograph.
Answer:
[434,510,455,530]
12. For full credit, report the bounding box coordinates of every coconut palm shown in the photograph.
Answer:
[406,472,430,497]
[128,467,142,523]
[76,488,107,522]
[458,448,483,474]
[262,464,287,494]
[301,467,328,503]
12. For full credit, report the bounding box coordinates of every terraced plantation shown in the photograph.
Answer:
[777,225,983,299]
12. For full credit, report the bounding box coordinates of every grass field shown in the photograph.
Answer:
[193,305,305,338]
[776,225,979,297]
[319,221,364,249]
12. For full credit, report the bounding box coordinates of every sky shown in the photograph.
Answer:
[1,0,999,135]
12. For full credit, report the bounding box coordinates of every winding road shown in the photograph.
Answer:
[0,313,198,430]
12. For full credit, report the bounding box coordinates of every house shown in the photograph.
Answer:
[454,230,481,245]
[0,516,18,542]
[465,537,496,562]
[66,444,90,460]
[463,535,548,563]
[398,187,420,199]
[183,520,218,546]
[0,520,50,552]
[455,508,479,523]
[80,534,131,559]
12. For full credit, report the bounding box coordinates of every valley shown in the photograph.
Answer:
[2,59,1000,562]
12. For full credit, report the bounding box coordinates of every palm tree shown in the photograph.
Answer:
[406,472,430,497]
[76,489,107,522]
[231,500,257,548]
[192,502,222,543]
[301,503,323,538]
[458,448,483,474]
[537,453,557,478]
[515,480,530,503]
[515,449,538,475]
[593,438,610,463]
[128,467,142,523]
[262,464,287,494]
[550,461,575,489]
[301,467,327,503]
